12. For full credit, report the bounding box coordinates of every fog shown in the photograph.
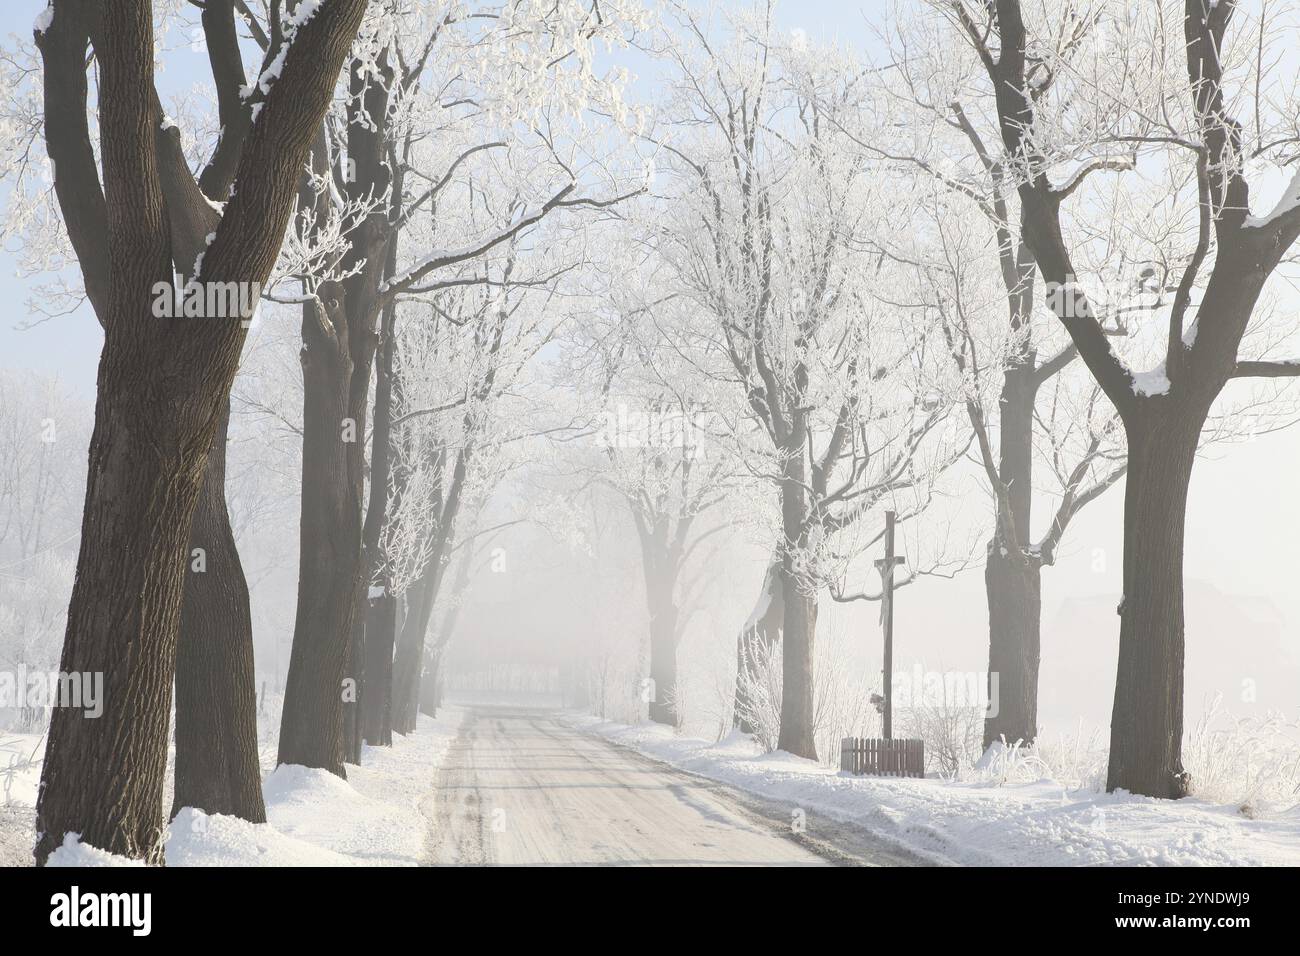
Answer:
[3,0,1300,876]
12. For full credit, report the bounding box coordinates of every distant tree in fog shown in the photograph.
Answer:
[640,5,967,758]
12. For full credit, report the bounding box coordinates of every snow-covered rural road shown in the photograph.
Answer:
[424,706,922,866]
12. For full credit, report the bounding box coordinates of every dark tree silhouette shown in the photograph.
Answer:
[959,0,1300,797]
[32,0,368,864]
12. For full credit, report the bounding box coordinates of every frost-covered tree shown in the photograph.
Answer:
[382,243,577,736]
[568,270,741,727]
[643,4,965,758]
[842,16,1130,749]
[24,0,367,864]
[273,0,646,771]
[944,0,1300,796]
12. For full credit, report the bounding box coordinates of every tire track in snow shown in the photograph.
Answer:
[424,705,921,866]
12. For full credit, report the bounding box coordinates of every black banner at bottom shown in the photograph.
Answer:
[0,863,1287,942]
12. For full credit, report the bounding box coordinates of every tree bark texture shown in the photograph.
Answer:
[645,566,680,726]
[277,291,361,775]
[172,400,266,822]
[982,365,1042,750]
[280,54,393,771]
[359,235,401,746]
[776,426,818,760]
[1106,408,1201,798]
[392,562,439,735]
[34,0,367,864]
[982,547,1042,750]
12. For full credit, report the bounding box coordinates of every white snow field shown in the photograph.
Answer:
[567,714,1300,867]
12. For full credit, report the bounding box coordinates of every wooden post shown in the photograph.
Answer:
[874,510,904,739]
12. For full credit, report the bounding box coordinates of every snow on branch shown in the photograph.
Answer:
[1232,359,1300,378]
[240,0,326,122]
[379,183,641,302]
[1243,166,1300,232]
[1049,155,1137,201]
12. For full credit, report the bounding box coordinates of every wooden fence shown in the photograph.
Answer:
[840,737,925,777]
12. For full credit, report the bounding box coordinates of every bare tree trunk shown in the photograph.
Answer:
[640,552,680,726]
[360,281,399,745]
[983,366,1041,750]
[31,0,368,864]
[777,571,818,759]
[646,594,679,726]
[338,259,387,758]
[36,356,210,864]
[361,594,397,744]
[433,660,445,711]
[776,429,818,760]
[393,460,467,733]
[1106,410,1200,799]
[419,648,440,718]
[279,54,392,771]
[419,553,471,720]
[982,547,1041,750]
[277,294,361,775]
[30,0,200,866]
[172,400,265,821]
[343,610,364,764]
[392,564,438,734]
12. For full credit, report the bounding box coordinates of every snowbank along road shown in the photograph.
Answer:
[424,705,926,866]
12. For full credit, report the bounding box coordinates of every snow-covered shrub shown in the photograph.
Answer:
[661,679,687,731]
[672,617,744,743]
[733,636,782,752]
[812,625,881,767]
[581,636,646,725]
[957,722,1107,790]
[0,553,76,732]
[1183,693,1300,816]
[897,672,984,777]
[735,624,881,766]
[1,733,42,806]
[965,738,1049,785]
[955,697,1300,813]
[961,728,1105,790]
[1033,723,1108,792]
[697,648,740,742]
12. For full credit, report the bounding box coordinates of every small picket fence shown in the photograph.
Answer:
[839,737,925,777]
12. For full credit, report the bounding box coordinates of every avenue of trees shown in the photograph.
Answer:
[3,0,1300,861]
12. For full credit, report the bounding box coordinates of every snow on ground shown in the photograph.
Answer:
[2,706,465,867]
[566,715,1300,867]
[165,710,464,867]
